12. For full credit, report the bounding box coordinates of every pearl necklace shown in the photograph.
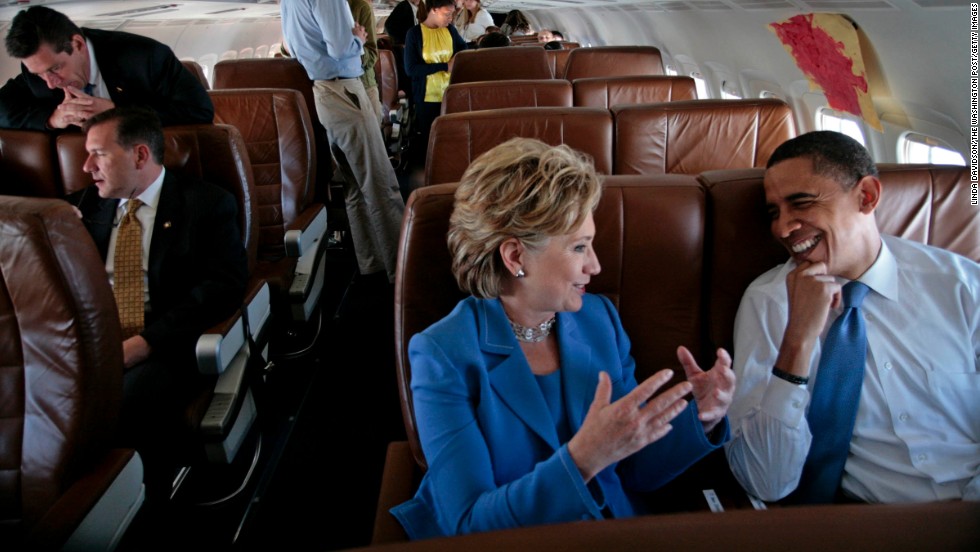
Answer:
[509,316,557,343]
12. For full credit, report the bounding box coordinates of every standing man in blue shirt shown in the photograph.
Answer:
[281,0,405,283]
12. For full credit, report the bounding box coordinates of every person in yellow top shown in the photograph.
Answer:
[404,0,468,167]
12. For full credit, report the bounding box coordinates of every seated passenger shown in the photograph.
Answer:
[72,107,247,493]
[552,30,565,41]
[404,0,468,166]
[477,31,511,49]
[392,138,734,539]
[543,40,563,51]
[537,29,554,43]
[726,131,980,504]
[454,0,495,43]
[0,6,213,131]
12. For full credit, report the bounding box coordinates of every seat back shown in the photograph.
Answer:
[425,107,613,186]
[875,164,980,262]
[396,175,705,468]
[546,49,574,79]
[376,48,400,113]
[212,58,332,198]
[0,129,62,198]
[573,75,698,108]
[614,99,796,175]
[181,60,210,90]
[57,124,258,273]
[441,79,573,115]
[0,196,123,545]
[701,163,980,357]
[449,47,553,84]
[562,46,664,81]
[209,88,317,263]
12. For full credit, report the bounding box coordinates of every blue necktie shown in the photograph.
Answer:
[793,281,870,504]
[83,83,95,95]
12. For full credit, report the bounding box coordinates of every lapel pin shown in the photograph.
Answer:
[115,86,123,93]
[163,221,172,229]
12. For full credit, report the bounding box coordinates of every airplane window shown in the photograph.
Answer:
[721,81,742,99]
[239,47,255,60]
[256,45,270,59]
[760,90,782,100]
[665,65,678,76]
[817,107,866,146]
[690,72,708,99]
[900,132,966,165]
[270,42,283,58]
[220,50,238,62]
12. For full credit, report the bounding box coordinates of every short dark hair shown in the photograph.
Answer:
[84,107,165,165]
[5,6,83,59]
[551,30,564,40]
[766,130,878,190]
[543,40,562,50]
[478,32,511,49]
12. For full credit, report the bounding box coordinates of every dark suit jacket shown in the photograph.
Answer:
[392,295,729,539]
[73,171,247,361]
[0,28,214,131]
[384,0,417,44]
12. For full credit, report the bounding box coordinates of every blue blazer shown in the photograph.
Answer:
[392,294,728,539]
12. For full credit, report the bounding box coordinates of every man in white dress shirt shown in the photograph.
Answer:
[725,131,980,504]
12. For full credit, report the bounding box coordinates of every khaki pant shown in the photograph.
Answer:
[313,78,404,281]
[364,84,386,126]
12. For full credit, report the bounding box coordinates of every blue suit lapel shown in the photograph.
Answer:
[557,312,596,437]
[481,300,560,451]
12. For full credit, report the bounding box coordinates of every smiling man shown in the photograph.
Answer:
[725,131,980,504]
[0,6,212,130]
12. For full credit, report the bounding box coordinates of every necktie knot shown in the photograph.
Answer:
[124,199,143,221]
[842,281,870,309]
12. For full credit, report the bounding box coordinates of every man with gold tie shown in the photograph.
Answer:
[72,107,246,492]
[726,131,980,504]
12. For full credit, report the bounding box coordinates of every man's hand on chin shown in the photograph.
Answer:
[122,335,152,369]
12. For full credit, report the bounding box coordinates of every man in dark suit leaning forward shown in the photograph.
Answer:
[73,107,247,483]
[0,5,213,130]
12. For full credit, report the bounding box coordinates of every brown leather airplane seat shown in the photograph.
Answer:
[573,75,698,108]
[425,107,613,186]
[441,79,573,115]
[448,47,553,84]
[0,196,144,550]
[181,59,210,90]
[614,99,796,175]
[0,129,62,198]
[561,46,664,81]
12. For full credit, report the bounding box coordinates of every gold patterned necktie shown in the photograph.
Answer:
[114,199,145,339]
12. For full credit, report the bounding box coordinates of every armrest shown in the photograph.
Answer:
[195,280,270,376]
[284,206,328,321]
[29,449,142,551]
[284,204,327,258]
[371,441,419,544]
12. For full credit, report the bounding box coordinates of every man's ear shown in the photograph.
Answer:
[856,175,882,214]
[71,34,86,54]
[132,143,152,169]
[498,237,525,278]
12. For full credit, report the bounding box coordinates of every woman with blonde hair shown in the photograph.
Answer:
[391,138,735,539]
[453,0,495,43]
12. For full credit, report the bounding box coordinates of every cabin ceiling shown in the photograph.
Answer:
[0,0,970,23]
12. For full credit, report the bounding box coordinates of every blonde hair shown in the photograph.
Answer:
[448,138,601,298]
